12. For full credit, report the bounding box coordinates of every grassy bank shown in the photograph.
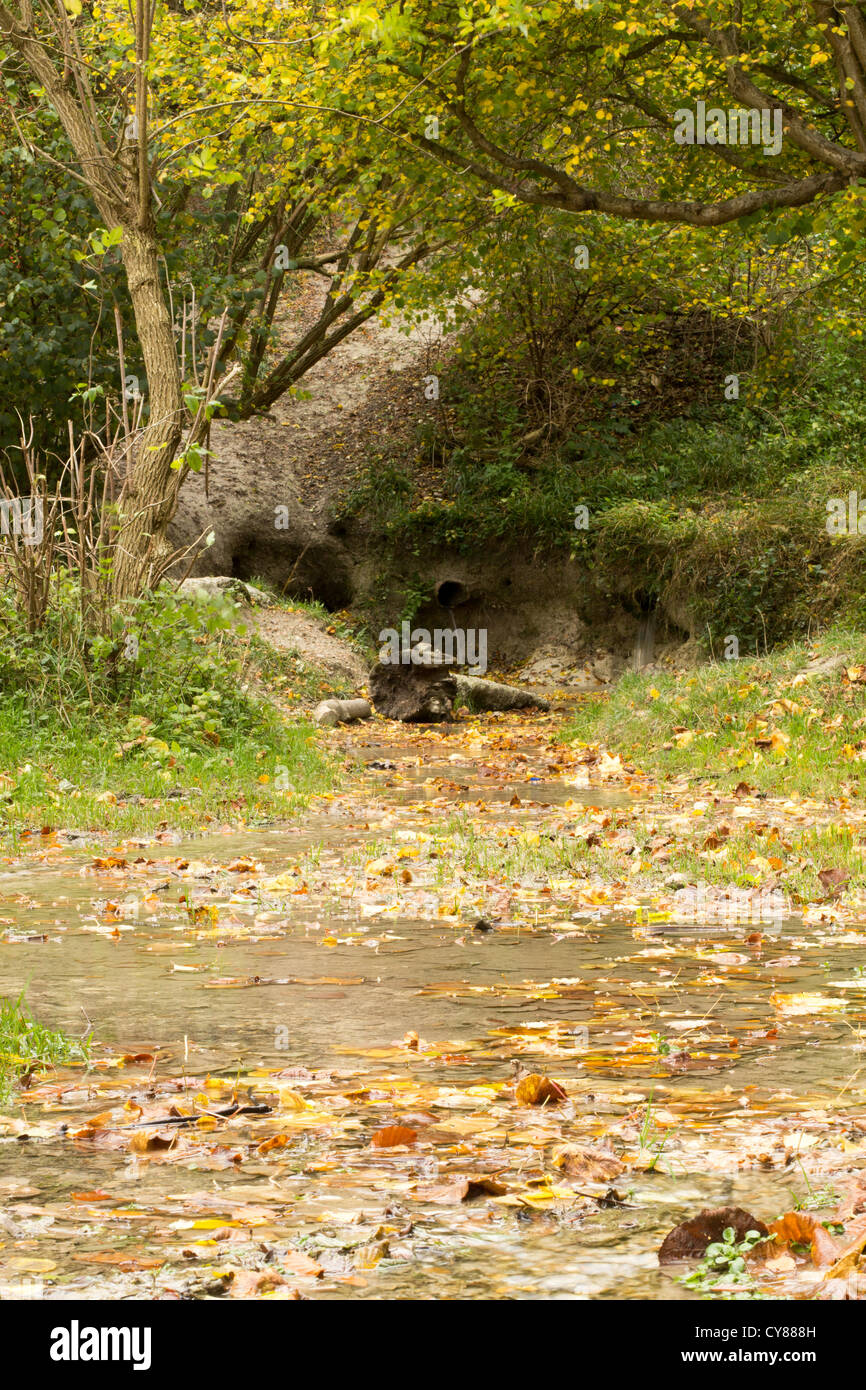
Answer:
[0,581,340,847]
[563,626,866,801]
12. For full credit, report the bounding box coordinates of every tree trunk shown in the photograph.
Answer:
[112,226,185,599]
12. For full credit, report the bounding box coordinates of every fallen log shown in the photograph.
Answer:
[369,662,549,721]
[313,697,372,728]
[455,674,550,712]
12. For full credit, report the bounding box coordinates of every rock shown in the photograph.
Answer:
[177,576,274,607]
[800,653,850,677]
[370,652,551,721]
[663,872,690,890]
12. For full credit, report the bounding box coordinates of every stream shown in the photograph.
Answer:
[1,715,864,1300]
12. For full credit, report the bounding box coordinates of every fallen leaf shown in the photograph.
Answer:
[71,1253,164,1271]
[822,1216,866,1281]
[129,1129,178,1153]
[658,1207,769,1263]
[818,866,850,896]
[766,1211,841,1267]
[551,1144,625,1183]
[414,1175,509,1203]
[515,1073,567,1106]
[370,1125,417,1148]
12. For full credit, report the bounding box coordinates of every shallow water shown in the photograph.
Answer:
[1,727,865,1300]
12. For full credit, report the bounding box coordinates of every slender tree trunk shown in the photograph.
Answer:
[0,2,187,601]
[113,226,184,598]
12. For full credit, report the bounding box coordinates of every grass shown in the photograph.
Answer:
[336,732,866,914]
[651,821,866,903]
[0,715,337,848]
[0,992,91,1107]
[434,815,627,883]
[0,578,344,848]
[563,625,866,800]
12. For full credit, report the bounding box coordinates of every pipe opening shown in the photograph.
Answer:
[437,580,468,609]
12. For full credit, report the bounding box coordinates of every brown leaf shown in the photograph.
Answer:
[71,1253,164,1271]
[766,1211,841,1267]
[515,1073,567,1106]
[823,1216,866,1282]
[414,1175,509,1203]
[227,1269,304,1298]
[552,1144,625,1183]
[370,1125,418,1148]
[818,866,849,897]
[128,1129,178,1153]
[658,1207,769,1263]
[282,1251,324,1279]
[834,1175,866,1221]
[256,1134,292,1156]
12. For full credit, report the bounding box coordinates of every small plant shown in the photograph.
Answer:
[678,1226,768,1297]
[790,1165,839,1212]
[637,1090,675,1173]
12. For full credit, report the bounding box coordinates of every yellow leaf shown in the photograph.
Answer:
[280,1089,309,1110]
[771,991,846,1015]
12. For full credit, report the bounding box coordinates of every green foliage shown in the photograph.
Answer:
[0,580,254,750]
[678,1227,768,1298]
[0,993,91,1108]
[343,235,866,648]
[0,578,336,842]
[0,128,115,465]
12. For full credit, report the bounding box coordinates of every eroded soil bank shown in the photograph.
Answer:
[1,710,865,1300]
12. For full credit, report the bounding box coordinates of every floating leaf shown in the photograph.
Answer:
[370,1125,417,1148]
